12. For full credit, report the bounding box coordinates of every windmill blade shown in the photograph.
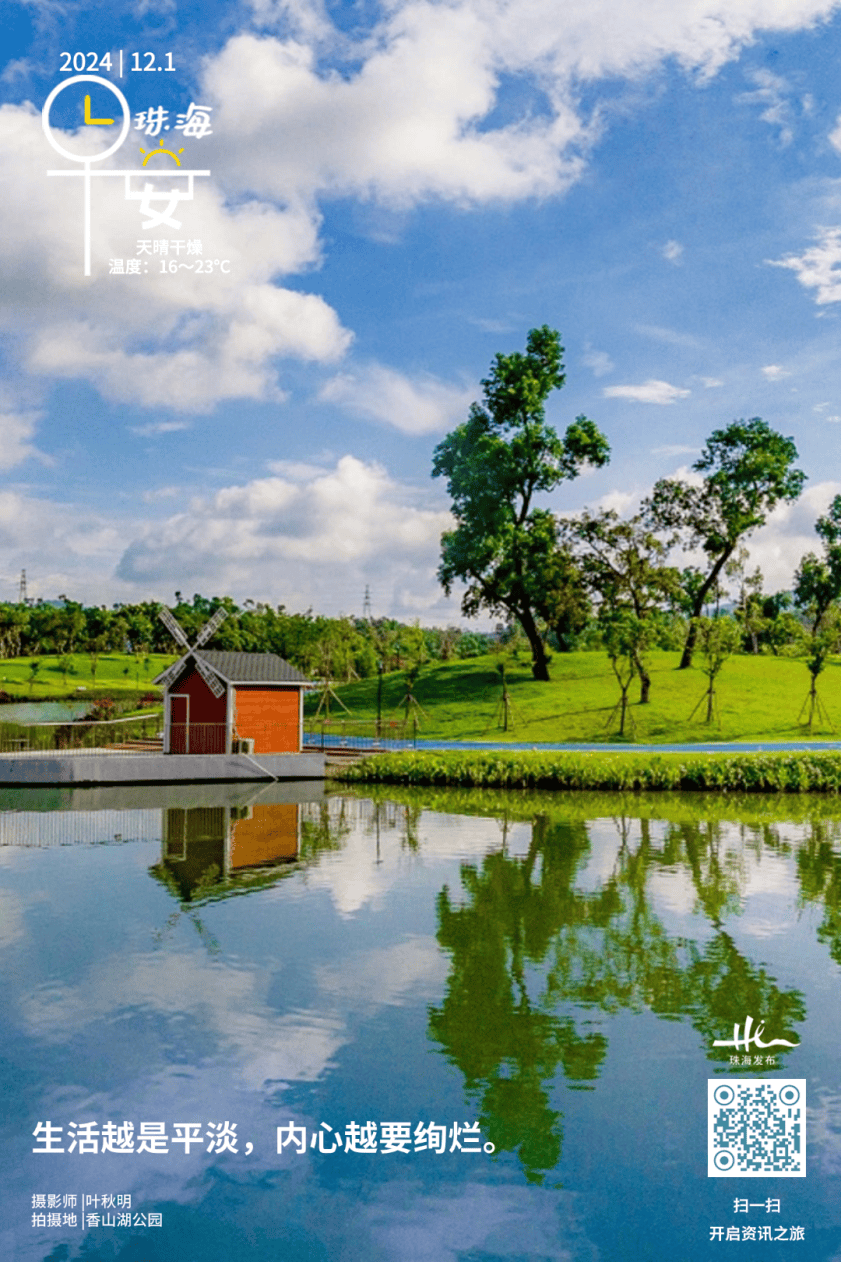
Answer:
[159,607,191,649]
[193,606,228,649]
[195,654,226,698]
[157,659,186,691]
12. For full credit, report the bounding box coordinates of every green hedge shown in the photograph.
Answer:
[335,749,841,793]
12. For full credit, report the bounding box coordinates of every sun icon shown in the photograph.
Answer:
[139,143,185,167]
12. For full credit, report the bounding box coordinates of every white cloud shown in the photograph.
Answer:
[266,458,331,480]
[0,101,351,432]
[636,323,702,348]
[736,67,798,146]
[582,348,614,377]
[699,376,724,387]
[742,480,841,590]
[115,455,456,619]
[603,379,690,404]
[0,58,34,87]
[130,421,191,436]
[203,1,841,211]
[826,111,841,156]
[0,489,132,603]
[761,363,792,379]
[204,29,590,210]
[0,406,48,467]
[2,0,840,453]
[593,488,639,515]
[468,316,516,333]
[652,443,700,457]
[662,239,684,263]
[319,363,474,434]
[363,1182,588,1262]
[769,228,841,304]
[249,0,333,41]
[142,485,181,502]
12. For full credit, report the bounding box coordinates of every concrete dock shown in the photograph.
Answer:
[0,748,326,787]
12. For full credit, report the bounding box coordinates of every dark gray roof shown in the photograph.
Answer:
[195,651,310,684]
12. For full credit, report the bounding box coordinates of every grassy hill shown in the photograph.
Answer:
[305,649,839,745]
[0,652,172,699]
[2,647,837,745]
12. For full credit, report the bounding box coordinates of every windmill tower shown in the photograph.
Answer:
[153,606,312,756]
[156,606,228,697]
[156,607,228,754]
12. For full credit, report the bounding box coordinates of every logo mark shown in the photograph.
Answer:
[713,1015,799,1052]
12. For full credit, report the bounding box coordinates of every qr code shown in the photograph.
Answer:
[708,1080,805,1177]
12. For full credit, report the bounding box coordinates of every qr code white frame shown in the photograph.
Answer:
[708,1080,806,1177]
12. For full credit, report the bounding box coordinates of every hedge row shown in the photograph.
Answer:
[335,750,841,793]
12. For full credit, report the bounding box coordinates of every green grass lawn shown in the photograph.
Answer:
[0,652,173,699]
[3,647,837,745]
[306,650,841,745]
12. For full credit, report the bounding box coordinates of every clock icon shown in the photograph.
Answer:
[42,75,130,163]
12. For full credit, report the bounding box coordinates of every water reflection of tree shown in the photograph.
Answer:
[796,819,841,964]
[429,810,804,1184]
[299,800,352,859]
[431,818,607,1182]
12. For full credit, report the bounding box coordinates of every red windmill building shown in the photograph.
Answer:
[154,607,311,756]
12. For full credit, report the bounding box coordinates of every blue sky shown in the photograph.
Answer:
[3,0,841,622]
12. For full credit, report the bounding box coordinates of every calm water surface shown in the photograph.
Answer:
[2,782,841,1261]
[0,700,92,724]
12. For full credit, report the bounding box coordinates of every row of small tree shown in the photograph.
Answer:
[433,325,838,707]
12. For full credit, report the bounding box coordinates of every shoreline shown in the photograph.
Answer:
[335,748,841,793]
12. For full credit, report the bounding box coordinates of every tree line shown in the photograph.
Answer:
[433,325,838,704]
[0,592,494,682]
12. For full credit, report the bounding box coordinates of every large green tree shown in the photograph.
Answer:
[646,418,805,669]
[432,326,610,681]
[559,508,679,701]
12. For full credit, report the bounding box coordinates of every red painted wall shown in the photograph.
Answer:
[168,665,227,753]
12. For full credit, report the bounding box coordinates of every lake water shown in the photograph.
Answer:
[0,700,92,724]
[2,782,841,1261]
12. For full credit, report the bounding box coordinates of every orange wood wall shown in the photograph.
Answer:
[234,686,300,753]
[230,804,299,868]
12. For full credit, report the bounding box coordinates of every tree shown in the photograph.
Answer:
[87,635,107,685]
[559,509,679,701]
[537,547,592,652]
[27,658,41,695]
[433,326,610,680]
[646,418,805,669]
[793,495,841,729]
[690,616,741,724]
[797,614,838,731]
[601,610,654,736]
[57,653,76,687]
[729,551,766,654]
[794,495,841,633]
